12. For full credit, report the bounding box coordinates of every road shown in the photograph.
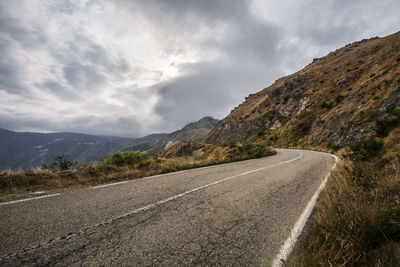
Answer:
[0,149,336,266]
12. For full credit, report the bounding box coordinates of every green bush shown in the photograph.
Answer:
[321,102,333,109]
[335,95,344,103]
[83,165,100,176]
[376,109,400,137]
[327,143,341,152]
[350,137,384,159]
[52,154,74,170]
[376,118,400,137]
[104,151,148,166]
[235,142,274,159]
[108,152,124,166]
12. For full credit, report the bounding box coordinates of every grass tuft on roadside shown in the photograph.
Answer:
[294,128,400,266]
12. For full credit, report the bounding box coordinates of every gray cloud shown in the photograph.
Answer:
[152,59,281,132]
[137,0,248,24]
[0,41,26,95]
[0,10,41,96]
[1,0,400,137]
[131,0,283,131]
[62,62,106,92]
[0,9,46,49]
[41,80,81,100]
[0,113,145,137]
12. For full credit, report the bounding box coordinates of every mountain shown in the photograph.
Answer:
[204,31,400,147]
[169,116,219,142]
[0,116,218,170]
[0,128,138,170]
[124,116,219,155]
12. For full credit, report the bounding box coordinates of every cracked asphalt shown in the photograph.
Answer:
[0,149,336,266]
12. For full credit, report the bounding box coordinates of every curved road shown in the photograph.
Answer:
[0,149,336,266]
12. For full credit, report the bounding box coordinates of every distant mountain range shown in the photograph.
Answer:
[0,116,219,170]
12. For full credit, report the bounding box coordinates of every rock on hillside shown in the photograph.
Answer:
[204,31,400,147]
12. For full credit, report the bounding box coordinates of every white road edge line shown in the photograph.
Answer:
[0,193,61,206]
[272,154,339,267]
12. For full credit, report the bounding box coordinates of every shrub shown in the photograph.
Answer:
[321,102,333,109]
[376,118,400,136]
[383,79,392,87]
[257,129,265,137]
[335,95,344,103]
[376,109,400,137]
[83,165,100,177]
[123,151,148,164]
[228,141,236,148]
[104,151,148,166]
[350,137,384,159]
[327,143,341,152]
[53,154,74,170]
[137,160,151,170]
[234,142,275,159]
[108,152,124,166]
[160,159,180,173]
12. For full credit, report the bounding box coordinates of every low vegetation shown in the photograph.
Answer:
[0,142,275,201]
[227,142,276,160]
[376,109,400,137]
[294,117,400,266]
[41,153,76,171]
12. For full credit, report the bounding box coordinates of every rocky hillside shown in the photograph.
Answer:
[205,31,400,147]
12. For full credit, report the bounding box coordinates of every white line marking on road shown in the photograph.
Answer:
[272,154,338,267]
[0,193,61,206]
[32,191,46,195]
[91,180,129,189]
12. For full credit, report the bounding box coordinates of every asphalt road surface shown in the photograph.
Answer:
[0,149,336,266]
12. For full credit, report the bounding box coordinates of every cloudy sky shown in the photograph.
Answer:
[1,0,399,137]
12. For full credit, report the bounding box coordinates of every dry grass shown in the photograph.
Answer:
[0,144,276,202]
[294,129,400,266]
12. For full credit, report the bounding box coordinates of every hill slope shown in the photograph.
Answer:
[205,31,400,147]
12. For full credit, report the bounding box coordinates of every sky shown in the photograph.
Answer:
[1,0,400,137]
